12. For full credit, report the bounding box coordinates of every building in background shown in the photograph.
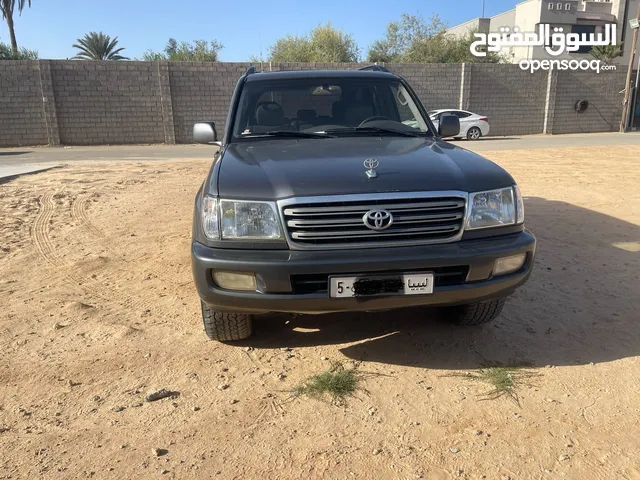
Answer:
[447,0,640,65]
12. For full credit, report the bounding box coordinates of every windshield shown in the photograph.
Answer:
[231,77,432,139]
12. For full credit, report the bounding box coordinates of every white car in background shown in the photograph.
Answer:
[428,109,490,141]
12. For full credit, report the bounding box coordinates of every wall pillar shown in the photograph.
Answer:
[459,63,472,110]
[157,61,176,144]
[38,60,60,146]
[543,68,558,134]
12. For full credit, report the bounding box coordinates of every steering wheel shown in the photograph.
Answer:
[358,116,390,127]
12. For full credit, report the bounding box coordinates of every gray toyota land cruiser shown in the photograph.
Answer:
[191,65,536,342]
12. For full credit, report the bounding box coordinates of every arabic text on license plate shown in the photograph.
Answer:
[329,273,434,298]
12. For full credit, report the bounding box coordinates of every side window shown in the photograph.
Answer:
[392,85,417,123]
[373,84,395,119]
[454,111,472,119]
[387,83,428,130]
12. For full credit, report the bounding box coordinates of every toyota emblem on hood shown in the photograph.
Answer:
[364,158,379,178]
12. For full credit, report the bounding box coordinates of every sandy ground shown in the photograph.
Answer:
[1,145,639,480]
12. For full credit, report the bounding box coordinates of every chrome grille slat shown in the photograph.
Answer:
[278,191,468,250]
[292,225,460,240]
[287,212,463,228]
[283,200,465,216]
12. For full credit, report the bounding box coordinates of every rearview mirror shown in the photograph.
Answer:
[193,122,218,145]
[438,114,460,138]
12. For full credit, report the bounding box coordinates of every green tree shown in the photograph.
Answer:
[0,38,37,59]
[308,23,359,62]
[266,23,359,62]
[367,13,445,63]
[0,0,32,57]
[268,34,313,62]
[142,38,223,62]
[73,32,128,60]
[590,42,623,65]
[367,13,503,64]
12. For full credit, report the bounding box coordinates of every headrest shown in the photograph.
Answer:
[256,102,284,126]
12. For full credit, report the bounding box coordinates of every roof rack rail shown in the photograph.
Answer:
[245,66,256,75]
[358,64,390,73]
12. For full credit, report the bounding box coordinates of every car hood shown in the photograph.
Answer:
[213,137,515,199]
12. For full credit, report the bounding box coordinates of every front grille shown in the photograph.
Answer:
[291,266,470,295]
[280,193,467,249]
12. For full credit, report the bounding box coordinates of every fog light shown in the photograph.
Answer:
[212,271,257,291]
[493,253,526,276]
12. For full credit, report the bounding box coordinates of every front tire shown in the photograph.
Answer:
[201,301,253,341]
[446,299,505,326]
[467,127,482,141]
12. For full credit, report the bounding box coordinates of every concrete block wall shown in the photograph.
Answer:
[389,64,462,110]
[0,60,630,147]
[0,61,49,147]
[467,64,548,136]
[551,70,626,134]
[50,61,165,145]
[169,62,251,144]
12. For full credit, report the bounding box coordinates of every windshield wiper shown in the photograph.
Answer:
[324,126,425,137]
[240,130,333,139]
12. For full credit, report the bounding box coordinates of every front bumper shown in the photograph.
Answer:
[192,231,536,314]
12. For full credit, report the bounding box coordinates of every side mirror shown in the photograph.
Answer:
[193,122,219,145]
[438,114,460,138]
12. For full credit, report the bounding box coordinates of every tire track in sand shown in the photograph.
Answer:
[71,194,104,239]
[70,194,166,312]
[70,194,161,312]
[32,191,154,314]
[31,192,61,267]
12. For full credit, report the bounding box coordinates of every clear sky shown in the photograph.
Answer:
[1,0,517,61]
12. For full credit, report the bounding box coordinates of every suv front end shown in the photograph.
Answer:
[190,66,536,341]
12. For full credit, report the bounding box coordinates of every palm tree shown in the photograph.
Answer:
[73,32,128,60]
[0,0,32,57]
[590,42,623,65]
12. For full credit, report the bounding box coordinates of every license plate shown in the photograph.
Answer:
[329,273,434,298]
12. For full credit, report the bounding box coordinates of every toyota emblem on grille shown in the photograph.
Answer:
[363,209,393,230]
[364,158,379,178]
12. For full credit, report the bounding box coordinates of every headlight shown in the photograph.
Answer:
[201,195,219,239]
[220,199,283,240]
[466,187,519,230]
